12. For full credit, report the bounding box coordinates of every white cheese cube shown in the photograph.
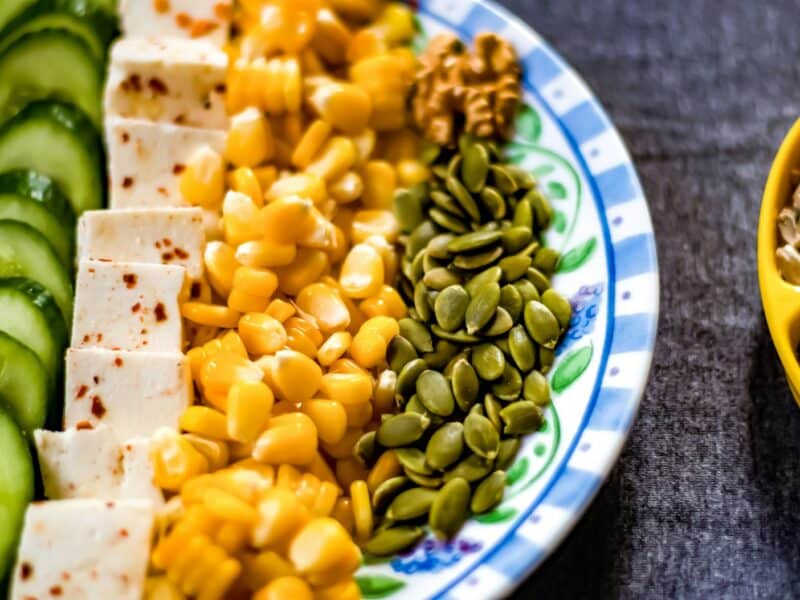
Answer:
[71,260,186,353]
[34,428,163,505]
[106,117,226,209]
[78,207,206,279]
[105,38,228,129]
[120,0,232,47]
[64,348,192,440]
[10,499,154,600]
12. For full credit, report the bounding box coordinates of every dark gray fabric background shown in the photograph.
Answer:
[486,1,800,598]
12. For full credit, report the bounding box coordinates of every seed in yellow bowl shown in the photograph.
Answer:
[226,107,275,168]
[351,209,399,243]
[262,196,317,244]
[268,349,323,403]
[180,145,226,209]
[204,240,239,298]
[274,248,330,296]
[287,517,361,585]
[238,313,287,355]
[339,242,384,298]
[253,412,318,466]
[236,239,297,268]
[319,372,373,405]
[251,487,312,548]
[300,399,347,445]
[227,381,274,443]
[307,80,373,135]
[150,428,209,492]
[296,283,351,333]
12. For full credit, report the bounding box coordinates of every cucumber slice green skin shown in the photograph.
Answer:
[0,0,118,47]
[0,30,103,127]
[0,331,48,434]
[0,277,66,389]
[0,0,38,36]
[0,407,34,586]
[0,100,104,215]
[0,170,75,268]
[0,13,107,62]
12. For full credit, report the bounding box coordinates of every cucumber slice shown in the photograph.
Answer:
[0,30,102,126]
[0,222,72,323]
[0,331,48,433]
[0,13,106,62]
[0,170,75,267]
[0,101,103,215]
[0,408,33,584]
[0,0,38,34]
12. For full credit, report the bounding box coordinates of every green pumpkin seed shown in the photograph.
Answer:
[432,164,449,180]
[462,142,490,193]
[506,165,535,189]
[395,447,434,475]
[465,266,502,296]
[523,370,551,406]
[499,254,532,282]
[471,343,505,381]
[500,401,544,435]
[428,325,479,344]
[372,476,410,512]
[514,279,540,304]
[469,403,485,417]
[532,247,560,275]
[431,190,467,218]
[464,412,500,459]
[394,188,425,233]
[542,288,572,331]
[430,477,471,539]
[403,467,443,487]
[423,339,459,370]
[526,267,551,293]
[523,301,560,349]
[426,233,455,259]
[496,337,511,356]
[495,438,521,471]
[422,251,444,273]
[484,307,514,336]
[465,282,500,334]
[528,189,554,229]
[452,246,503,270]
[413,281,433,322]
[423,267,461,291]
[512,199,533,230]
[458,133,476,156]
[388,336,419,372]
[484,394,503,430]
[396,358,428,398]
[399,318,434,353]
[447,153,462,179]
[433,285,470,332]
[451,358,480,411]
[407,220,438,258]
[420,140,441,164]
[501,226,533,254]
[470,470,506,514]
[430,208,468,233]
[479,186,506,220]
[446,175,481,222]
[491,363,523,401]
[444,351,469,378]
[364,526,425,556]
[490,164,518,195]
[447,230,502,254]
[416,370,455,417]
[354,430,378,466]
[406,252,425,286]
[377,412,431,447]
[508,325,536,372]
[404,394,426,415]
[425,422,464,471]
[499,284,523,323]
[539,346,555,374]
[444,453,494,483]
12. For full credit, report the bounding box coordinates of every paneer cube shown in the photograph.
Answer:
[120,0,232,47]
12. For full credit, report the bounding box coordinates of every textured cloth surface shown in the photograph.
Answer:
[486,1,800,598]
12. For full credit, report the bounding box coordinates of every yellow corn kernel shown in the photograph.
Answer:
[203,488,259,524]
[285,330,318,358]
[275,463,304,490]
[294,283,349,334]
[350,332,387,369]
[180,145,225,208]
[295,473,321,511]
[228,288,269,313]
[268,347,323,402]
[311,7,351,65]
[204,241,238,298]
[347,29,386,63]
[372,369,396,415]
[144,576,183,600]
[253,165,278,192]
[232,458,276,483]
[300,399,347,445]
[317,331,352,366]
[363,234,399,285]
[285,317,322,346]
[331,497,355,535]
[350,127,376,165]
[251,487,311,548]
[360,315,400,342]
[229,167,265,209]
[180,406,229,440]
[183,434,230,472]
[236,239,297,268]
[274,248,329,296]
[361,160,396,209]
[396,158,430,187]
[350,480,373,540]
[220,330,248,358]
[291,119,332,168]
[288,517,361,586]
[182,302,241,329]
[233,266,278,298]
[266,173,327,206]
[366,449,402,492]
[226,107,275,168]
[240,551,297,592]
[151,428,209,491]
[328,171,362,205]
[296,208,337,251]
[200,351,264,398]
[165,533,211,591]
[198,557,241,600]
[307,452,339,487]
[315,579,361,600]
[343,400,373,428]
[152,505,218,568]
[215,521,249,555]
[266,298,295,323]
[329,0,382,21]
[227,380,274,443]
[372,3,416,44]
[351,209,399,243]
[335,456,368,490]
[253,412,318,465]
[320,427,363,459]
[305,137,357,182]
[262,196,317,245]
[312,481,340,517]
[238,313,287,356]
[327,358,369,377]
[339,243,384,299]
[308,80,372,135]
[254,576,313,600]
[319,372,373,406]
[360,285,407,319]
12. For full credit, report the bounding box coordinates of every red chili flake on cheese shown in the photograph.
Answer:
[119,529,129,538]
[172,164,186,175]
[191,19,219,38]
[122,177,134,188]
[123,273,137,288]
[175,12,192,28]
[121,132,130,143]
[114,357,123,367]
[153,0,170,13]
[93,376,100,384]
[149,77,169,95]
[131,302,141,313]
[76,385,88,399]
[214,2,232,20]
[20,563,32,580]
[50,585,63,596]
[106,501,115,509]
[91,396,106,418]
[164,238,172,246]
[174,114,187,124]
[174,248,189,259]
[129,74,142,92]
[215,83,227,94]
[141,328,148,335]
[82,335,90,343]
[62,572,70,581]
[162,252,174,261]
[155,303,168,322]
[76,421,93,430]
[190,282,202,298]
[96,333,103,342]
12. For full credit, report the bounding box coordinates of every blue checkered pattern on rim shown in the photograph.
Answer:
[415,1,659,598]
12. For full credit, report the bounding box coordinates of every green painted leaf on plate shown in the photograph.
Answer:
[475,506,518,524]
[547,180,568,200]
[557,237,597,273]
[551,345,593,393]
[506,456,529,486]
[517,105,542,144]
[531,163,555,178]
[357,574,407,599]
[552,209,567,234]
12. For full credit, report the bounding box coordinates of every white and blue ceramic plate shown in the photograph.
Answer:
[355,1,659,598]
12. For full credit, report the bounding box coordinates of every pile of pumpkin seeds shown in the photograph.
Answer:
[355,135,572,556]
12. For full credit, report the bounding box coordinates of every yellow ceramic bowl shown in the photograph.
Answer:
[759,118,800,403]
